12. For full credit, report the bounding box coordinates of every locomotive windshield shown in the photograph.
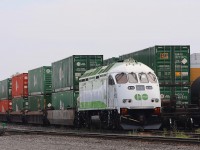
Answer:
[115,73,128,84]
[147,72,157,83]
[128,72,138,83]
[138,73,149,83]
[115,72,156,84]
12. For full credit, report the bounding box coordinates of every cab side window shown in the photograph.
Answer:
[108,75,115,85]
[147,72,157,83]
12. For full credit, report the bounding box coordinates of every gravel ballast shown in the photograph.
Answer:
[0,134,199,150]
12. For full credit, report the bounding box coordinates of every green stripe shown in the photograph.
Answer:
[80,101,107,109]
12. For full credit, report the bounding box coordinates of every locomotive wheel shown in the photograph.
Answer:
[85,112,91,129]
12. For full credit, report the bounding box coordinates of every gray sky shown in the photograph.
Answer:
[0,0,200,80]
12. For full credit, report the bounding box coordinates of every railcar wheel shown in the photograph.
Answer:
[74,112,81,129]
[169,119,177,131]
[85,112,91,129]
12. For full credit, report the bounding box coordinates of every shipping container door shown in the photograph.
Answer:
[175,86,190,105]
[155,46,173,84]
[173,46,190,85]
[87,55,103,69]
[52,61,64,91]
[72,56,88,90]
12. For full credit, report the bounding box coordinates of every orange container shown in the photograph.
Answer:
[0,100,12,112]
[12,73,28,98]
[190,68,200,85]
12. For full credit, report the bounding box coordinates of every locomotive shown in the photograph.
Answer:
[75,59,161,130]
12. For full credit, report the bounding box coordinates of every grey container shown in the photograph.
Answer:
[28,66,52,95]
[0,78,12,100]
[52,55,103,92]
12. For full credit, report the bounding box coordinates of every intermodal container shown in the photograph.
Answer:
[103,57,120,65]
[52,91,79,110]
[52,55,103,92]
[0,78,12,100]
[12,97,28,112]
[28,95,51,111]
[0,100,12,112]
[28,66,52,95]
[12,73,28,98]
[190,53,200,84]
[120,45,190,105]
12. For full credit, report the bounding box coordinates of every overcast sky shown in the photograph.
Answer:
[0,0,200,80]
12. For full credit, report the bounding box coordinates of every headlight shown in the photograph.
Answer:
[155,98,159,103]
[123,99,132,103]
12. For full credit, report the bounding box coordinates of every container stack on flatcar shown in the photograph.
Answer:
[119,45,190,109]
[26,66,52,124]
[0,78,12,121]
[117,46,200,128]
[10,73,28,122]
[48,55,103,125]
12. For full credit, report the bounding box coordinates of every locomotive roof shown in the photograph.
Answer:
[80,59,154,79]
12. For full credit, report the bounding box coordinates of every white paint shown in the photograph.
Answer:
[79,61,161,112]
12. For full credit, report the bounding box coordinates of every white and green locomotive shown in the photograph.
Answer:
[76,59,161,130]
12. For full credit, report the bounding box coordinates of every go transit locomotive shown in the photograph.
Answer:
[76,59,161,130]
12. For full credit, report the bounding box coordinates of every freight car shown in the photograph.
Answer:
[75,59,161,130]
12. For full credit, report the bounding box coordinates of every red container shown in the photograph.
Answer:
[12,73,28,98]
[0,100,12,112]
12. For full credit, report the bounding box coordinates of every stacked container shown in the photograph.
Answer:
[49,55,103,125]
[0,78,12,113]
[11,73,28,112]
[28,66,52,111]
[51,55,103,110]
[120,45,190,106]
[103,57,120,66]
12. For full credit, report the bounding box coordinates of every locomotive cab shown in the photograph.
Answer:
[107,71,161,129]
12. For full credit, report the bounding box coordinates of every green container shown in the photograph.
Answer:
[120,45,190,85]
[28,95,52,111]
[103,57,119,65]
[119,45,190,105]
[52,91,79,110]
[28,66,52,95]
[0,78,12,100]
[12,97,28,111]
[160,86,190,105]
[52,55,103,92]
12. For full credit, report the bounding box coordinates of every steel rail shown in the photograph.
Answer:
[3,128,200,144]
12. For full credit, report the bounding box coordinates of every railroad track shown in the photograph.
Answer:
[2,128,200,144]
